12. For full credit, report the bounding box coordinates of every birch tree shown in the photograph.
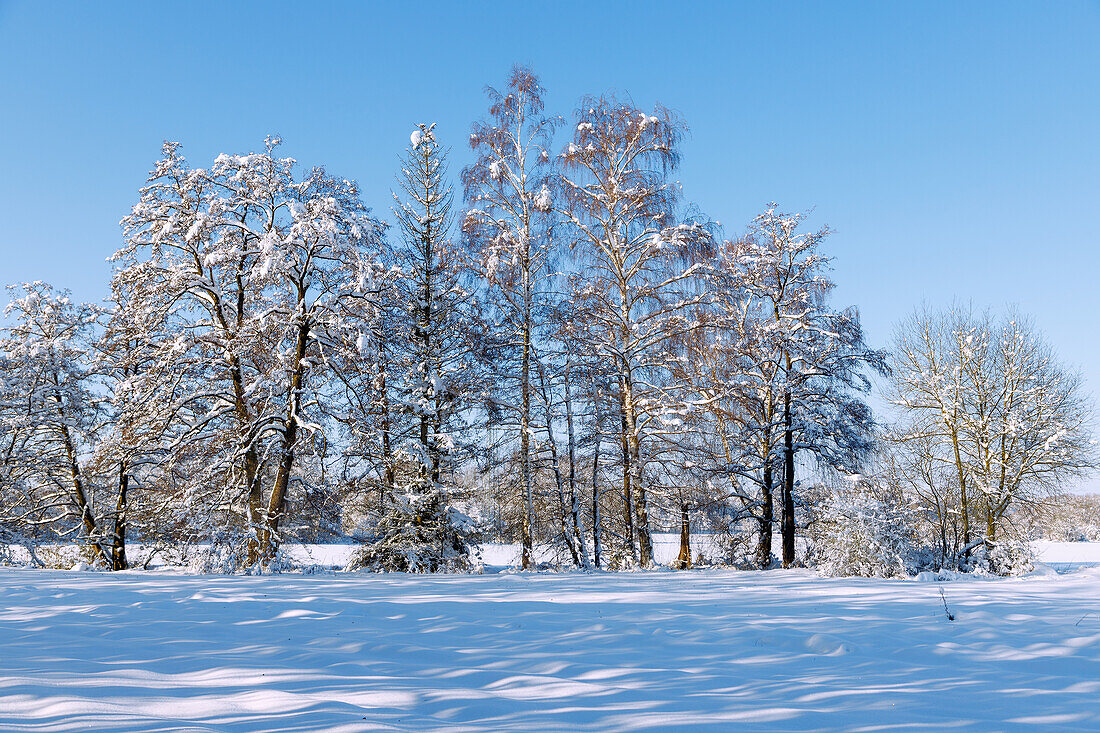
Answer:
[560,96,710,566]
[462,66,558,569]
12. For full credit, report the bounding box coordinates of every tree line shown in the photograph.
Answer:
[0,66,1093,574]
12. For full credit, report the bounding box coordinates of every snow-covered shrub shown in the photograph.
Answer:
[972,538,1034,576]
[806,482,925,577]
[0,526,28,566]
[184,526,295,575]
[35,543,87,569]
[186,541,248,574]
[346,483,475,573]
[714,526,762,568]
[187,544,296,575]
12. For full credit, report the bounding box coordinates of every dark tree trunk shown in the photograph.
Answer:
[264,319,309,560]
[757,461,774,569]
[619,401,636,564]
[591,395,603,568]
[563,368,589,567]
[111,464,128,571]
[781,390,796,568]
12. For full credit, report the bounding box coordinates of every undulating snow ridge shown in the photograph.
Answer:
[2,567,1100,731]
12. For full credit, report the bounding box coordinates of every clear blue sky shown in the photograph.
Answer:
[1,1,1098,487]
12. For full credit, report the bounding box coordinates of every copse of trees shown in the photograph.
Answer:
[0,66,1094,575]
[882,305,1096,571]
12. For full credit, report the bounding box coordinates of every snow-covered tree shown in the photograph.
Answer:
[733,207,884,567]
[672,237,785,568]
[0,283,118,566]
[887,305,1096,567]
[560,96,711,567]
[462,66,560,569]
[349,124,477,572]
[113,138,384,566]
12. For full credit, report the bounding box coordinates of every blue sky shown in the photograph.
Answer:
[1,1,1098,487]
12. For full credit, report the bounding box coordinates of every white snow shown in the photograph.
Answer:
[1034,540,1100,569]
[2,564,1100,731]
[284,534,723,570]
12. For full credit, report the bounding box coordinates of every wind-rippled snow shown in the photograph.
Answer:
[2,564,1100,731]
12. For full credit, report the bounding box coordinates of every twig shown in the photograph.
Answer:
[940,588,955,621]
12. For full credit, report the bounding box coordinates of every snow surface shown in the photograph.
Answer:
[3,566,1100,731]
[1034,540,1100,569]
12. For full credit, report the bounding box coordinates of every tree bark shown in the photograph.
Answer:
[591,393,603,568]
[757,460,774,569]
[619,397,636,564]
[563,366,590,568]
[781,389,796,568]
[675,503,691,569]
[621,373,653,566]
[520,284,534,570]
[53,391,111,568]
[263,319,309,560]
[111,463,128,571]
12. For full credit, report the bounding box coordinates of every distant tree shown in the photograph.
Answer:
[887,305,1096,565]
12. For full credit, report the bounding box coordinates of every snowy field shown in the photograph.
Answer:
[283,533,724,571]
[4,565,1100,731]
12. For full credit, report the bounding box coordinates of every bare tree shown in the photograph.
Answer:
[462,66,558,569]
[887,305,1096,564]
[559,95,710,566]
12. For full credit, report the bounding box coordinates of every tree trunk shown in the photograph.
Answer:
[950,424,972,561]
[231,355,263,565]
[55,400,111,568]
[520,299,534,570]
[619,397,636,564]
[781,389,796,569]
[591,394,603,569]
[264,319,309,560]
[538,365,580,567]
[675,503,691,569]
[111,463,128,571]
[757,461,774,569]
[377,332,395,495]
[564,362,590,568]
[621,373,653,566]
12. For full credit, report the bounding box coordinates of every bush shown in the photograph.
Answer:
[972,537,1034,576]
[345,484,475,573]
[806,482,926,577]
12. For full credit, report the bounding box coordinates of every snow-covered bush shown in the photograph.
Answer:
[971,538,1034,576]
[806,482,925,577]
[714,524,763,568]
[184,525,296,575]
[346,483,475,573]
